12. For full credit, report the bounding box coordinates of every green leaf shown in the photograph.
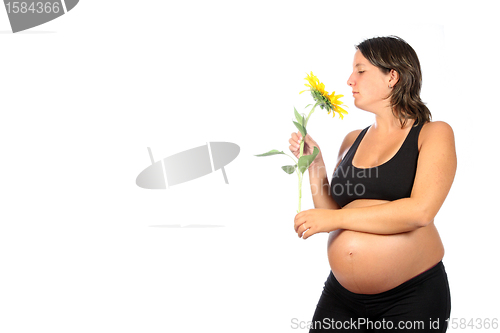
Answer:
[293,121,306,137]
[254,149,285,157]
[294,107,303,125]
[297,146,319,173]
[281,164,297,174]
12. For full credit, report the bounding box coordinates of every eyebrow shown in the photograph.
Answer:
[354,63,365,67]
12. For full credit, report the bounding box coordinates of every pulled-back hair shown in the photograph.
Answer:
[355,36,431,128]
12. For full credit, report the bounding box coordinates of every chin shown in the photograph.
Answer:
[353,103,376,114]
[353,100,366,111]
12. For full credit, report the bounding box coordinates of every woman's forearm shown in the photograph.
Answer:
[331,197,426,234]
[308,159,340,210]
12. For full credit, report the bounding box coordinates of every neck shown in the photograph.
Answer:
[372,109,413,133]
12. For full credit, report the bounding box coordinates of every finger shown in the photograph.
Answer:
[294,213,303,232]
[302,227,313,240]
[297,223,303,237]
[295,221,308,235]
[291,132,302,144]
[288,139,300,151]
[298,223,309,238]
[291,131,302,144]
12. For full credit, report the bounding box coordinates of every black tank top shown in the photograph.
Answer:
[330,121,425,207]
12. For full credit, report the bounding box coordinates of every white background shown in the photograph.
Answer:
[0,0,498,332]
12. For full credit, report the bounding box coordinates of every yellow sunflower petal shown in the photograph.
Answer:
[336,106,348,114]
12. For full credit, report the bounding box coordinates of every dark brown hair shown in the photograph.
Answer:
[355,36,431,128]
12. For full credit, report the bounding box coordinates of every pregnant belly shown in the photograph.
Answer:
[327,199,444,294]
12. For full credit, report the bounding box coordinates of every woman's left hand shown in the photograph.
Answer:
[294,209,336,239]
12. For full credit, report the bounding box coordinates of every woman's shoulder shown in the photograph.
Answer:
[337,128,364,160]
[344,128,364,144]
[419,120,455,150]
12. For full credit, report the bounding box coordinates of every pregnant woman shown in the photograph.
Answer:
[289,36,456,332]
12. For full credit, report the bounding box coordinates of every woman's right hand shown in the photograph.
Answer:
[289,132,323,165]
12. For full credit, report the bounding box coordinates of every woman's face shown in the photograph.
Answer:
[347,50,393,113]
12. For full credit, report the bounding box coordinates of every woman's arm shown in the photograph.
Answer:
[294,121,457,238]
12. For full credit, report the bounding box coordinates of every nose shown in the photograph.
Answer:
[347,73,354,87]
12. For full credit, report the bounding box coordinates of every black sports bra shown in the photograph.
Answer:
[330,121,425,207]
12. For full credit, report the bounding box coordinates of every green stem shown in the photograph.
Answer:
[297,140,306,213]
[295,102,319,213]
[298,172,303,213]
[304,101,320,128]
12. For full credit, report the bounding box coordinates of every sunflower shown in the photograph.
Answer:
[299,71,348,119]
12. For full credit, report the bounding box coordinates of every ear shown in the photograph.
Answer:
[388,69,399,87]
